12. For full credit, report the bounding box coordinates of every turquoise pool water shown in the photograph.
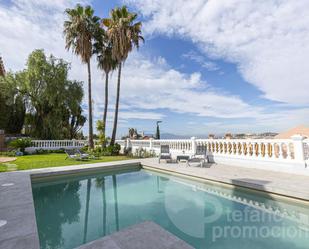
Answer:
[32,169,309,249]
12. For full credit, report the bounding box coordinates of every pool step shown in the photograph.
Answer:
[76,221,193,249]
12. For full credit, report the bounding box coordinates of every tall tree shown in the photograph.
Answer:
[155,122,161,139]
[64,4,100,148]
[0,72,26,134]
[22,50,85,139]
[103,6,144,145]
[94,30,118,146]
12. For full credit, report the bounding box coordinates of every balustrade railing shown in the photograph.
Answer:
[118,135,308,171]
[126,138,297,160]
[28,140,87,151]
[25,136,308,171]
[304,139,309,161]
[195,139,295,160]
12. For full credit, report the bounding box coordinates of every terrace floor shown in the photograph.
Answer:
[141,158,309,202]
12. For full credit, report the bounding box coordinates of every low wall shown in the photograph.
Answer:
[121,136,309,175]
[25,140,87,153]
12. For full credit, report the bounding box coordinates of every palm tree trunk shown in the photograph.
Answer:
[110,63,122,146]
[83,179,91,243]
[87,61,94,149]
[112,175,119,231]
[102,72,109,148]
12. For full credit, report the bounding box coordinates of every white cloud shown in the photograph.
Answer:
[182,50,219,71]
[127,0,309,105]
[109,52,262,119]
[1,0,309,135]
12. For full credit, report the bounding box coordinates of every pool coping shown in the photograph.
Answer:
[1,158,309,249]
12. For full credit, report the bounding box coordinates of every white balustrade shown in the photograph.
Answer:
[24,135,308,173]
[116,135,308,173]
[304,139,309,161]
[27,139,88,152]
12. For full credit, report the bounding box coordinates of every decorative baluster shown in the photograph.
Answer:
[286,143,292,160]
[265,143,269,159]
[278,143,283,159]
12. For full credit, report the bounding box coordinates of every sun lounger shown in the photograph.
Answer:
[158,145,172,163]
[187,145,208,167]
[65,149,89,160]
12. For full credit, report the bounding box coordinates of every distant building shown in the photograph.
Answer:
[122,128,154,140]
[275,125,309,139]
[0,56,5,76]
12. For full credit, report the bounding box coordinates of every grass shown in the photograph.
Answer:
[0,153,131,172]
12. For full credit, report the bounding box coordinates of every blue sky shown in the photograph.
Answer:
[1,0,309,138]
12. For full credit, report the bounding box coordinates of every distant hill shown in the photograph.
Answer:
[160,133,210,139]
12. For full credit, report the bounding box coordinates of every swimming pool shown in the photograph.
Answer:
[32,168,309,249]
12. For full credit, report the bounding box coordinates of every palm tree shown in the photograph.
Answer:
[102,6,144,145]
[94,31,118,147]
[64,4,100,148]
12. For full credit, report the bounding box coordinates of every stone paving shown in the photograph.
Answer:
[76,221,193,249]
[141,158,309,201]
[0,157,16,163]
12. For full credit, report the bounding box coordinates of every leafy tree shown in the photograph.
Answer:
[20,50,85,139]
[103,6,144,145]
[0,72,26,134]
[64,4,100,148]
[96,120,106,147]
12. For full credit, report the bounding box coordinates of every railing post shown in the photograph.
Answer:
[191,137,196,155]
[126,138,131,149]
[291,135,305,163]
[149,138,154,150]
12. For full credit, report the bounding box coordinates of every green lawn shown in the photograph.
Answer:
[0,153,131,172]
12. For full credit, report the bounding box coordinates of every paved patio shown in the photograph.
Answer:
[0,157,16,163]
[141,158,309,201]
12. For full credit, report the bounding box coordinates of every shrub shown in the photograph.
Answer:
[35,148,65,154]
[107,143,121,155]
[81,143,121,157]
[80,145,89,153]
[9,138,32,153]
[0,151,17,157]
[133,148,156,158]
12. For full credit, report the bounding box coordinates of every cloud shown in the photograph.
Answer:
[182,50,219,71]
[108,53,262,119]
[1,0,309,135]
[126,0,309,105]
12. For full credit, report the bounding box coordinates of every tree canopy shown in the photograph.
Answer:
[0,72,26,134]
[0,50,86,139]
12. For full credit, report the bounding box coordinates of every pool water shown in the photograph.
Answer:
[32,169,309,249]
